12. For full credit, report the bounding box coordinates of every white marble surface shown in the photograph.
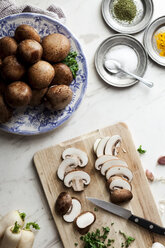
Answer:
[1,0,165,247]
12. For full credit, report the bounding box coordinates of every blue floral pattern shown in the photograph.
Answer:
[0,13,88,135]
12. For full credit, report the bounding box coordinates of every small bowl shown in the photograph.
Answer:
[102,0,153,34]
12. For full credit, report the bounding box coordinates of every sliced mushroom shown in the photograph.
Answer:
[96,136,110,157]
[55,192,72,215]
[101,159,128,176]
[63,198,81,223]
[110,189,133,203]
[57,157,80,181]
[74,211,96,234]
[64,170,90,192]
[106,165,133,182]
[62,148,88,167]
[107,176,132,191]
[93,138,101,154]
[105,135,122,156]
[95,155,118,170]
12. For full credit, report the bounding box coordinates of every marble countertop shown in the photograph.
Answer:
[1,0,165,247]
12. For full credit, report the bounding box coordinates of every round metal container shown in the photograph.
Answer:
[144,16,165,66]
[102,0,153,34]
[95,34,148,88]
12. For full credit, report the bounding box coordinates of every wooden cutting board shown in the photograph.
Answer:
[34,122,165,247]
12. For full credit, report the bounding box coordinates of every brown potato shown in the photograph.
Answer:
[17,39,43,64]
[42,34,70,62]
[52,63,73,86]
[45,85,73,111]
[110,189,133,204]
[1,55,26,81]
[15,24,40,43]
[30,88,48,106]
[0,94,13,123]
[5,81,32,108]
[0,37,17,59]
[28,60,55,89]
[55,192,72,216]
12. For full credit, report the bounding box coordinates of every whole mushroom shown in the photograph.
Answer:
[15,24,41,43]
[0,37,17,59]
[110,189,133,203]
[0,94,13,123]
[52,63,73,86]
[29,88,48,107]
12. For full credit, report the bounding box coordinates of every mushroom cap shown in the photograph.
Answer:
[62,147,88,167]
[96,136,110,157]
[107,176,132,191]
[93,138,101,154]
[55,192,72,215]
[106,165,133,182]
[57,157,80,181]
[95,155,118,170]
[64,170,90,187]
[101,159,128,176]
[63,197,81,223]
[105,135,122,156]
[110,189,133,203]
[74,211,96,234]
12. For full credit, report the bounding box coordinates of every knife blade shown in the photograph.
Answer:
[87,197,165,236]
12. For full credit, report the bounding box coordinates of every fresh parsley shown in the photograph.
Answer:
[137,145,146,154]
[119,231,135,248]
[94,207,98,212]
[63,51,79,78]
[74,243,78,247]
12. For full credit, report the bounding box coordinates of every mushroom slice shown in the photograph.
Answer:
[74,211,96,234]
[107,176,132,191]
[62,148,88,167]
[93,138,101,154]
[96,136,110,157]
[110,189,133,203]
[63,198,81,223]
[57,157,80,181]
[64,170,90,192]
[105,135,122,156]
[101,159,128,176]
[106,165,133,182]
[95,155,118,171]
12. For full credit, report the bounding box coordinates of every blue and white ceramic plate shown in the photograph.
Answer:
[0,13,88,135]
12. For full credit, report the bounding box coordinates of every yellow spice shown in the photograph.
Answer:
[155,32,165,56]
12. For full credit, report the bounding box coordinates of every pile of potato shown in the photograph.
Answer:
[0,24,74,124]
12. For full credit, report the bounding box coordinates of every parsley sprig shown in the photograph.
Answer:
[119,231,135,248]
[137,145,146,154]
[63,52,79,78]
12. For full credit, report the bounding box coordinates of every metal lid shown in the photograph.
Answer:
[102,0,153,34]
[95,34,148,88]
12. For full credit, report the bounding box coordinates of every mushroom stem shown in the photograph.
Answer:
[72,178,84,192]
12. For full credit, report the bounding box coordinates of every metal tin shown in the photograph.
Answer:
[144,16,165,66]
[95,34,148,88]
[102,0,153,34]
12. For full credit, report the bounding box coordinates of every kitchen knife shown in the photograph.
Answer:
[87,197,165,236]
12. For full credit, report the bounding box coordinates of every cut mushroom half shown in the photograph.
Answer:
[63,198,81,223]
[105,135,122,156]
[107,176,132,191]
[57,157,80,180]
[93,138,101,154]
[101,159,128,176]
[74,211,96,234]
[62,148,88,167]
[64,170,90,192]
[96,136,110,158]
[110,189,133,203]
[106,165,133,182]
[95,155,118,171]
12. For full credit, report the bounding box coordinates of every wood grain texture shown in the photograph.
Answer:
[34,122,165,247]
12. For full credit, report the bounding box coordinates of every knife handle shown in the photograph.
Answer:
[129,215,165,236]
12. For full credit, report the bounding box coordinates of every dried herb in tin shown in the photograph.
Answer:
[113,0,137,23]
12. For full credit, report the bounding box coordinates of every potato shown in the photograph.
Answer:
[17,39,43,64]
[15,24,40,43]
[28,60,55,89]
[0,37,17,59]
[0,94,12,123]
[1,55,26,81]
[30,88,48,106]
[45,85,73,111]
[5,81,32,108]
[42,34,70,62]
[52,63,73,86]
